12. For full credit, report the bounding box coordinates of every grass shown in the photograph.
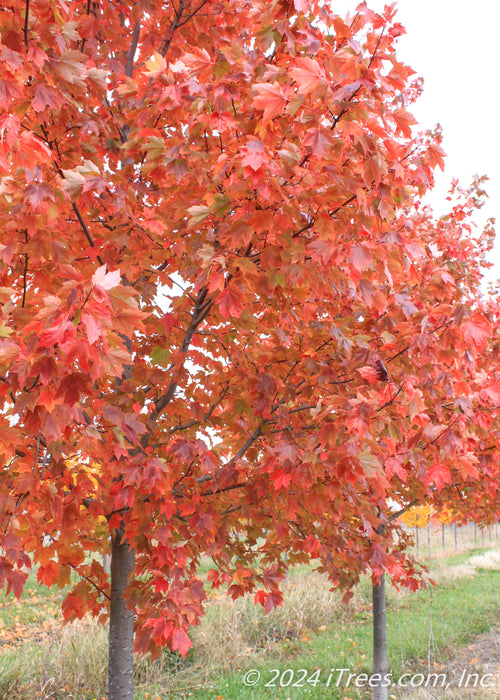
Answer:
[1,537,500,699]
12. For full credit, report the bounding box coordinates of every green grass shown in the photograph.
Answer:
[176,570,500,700]
[0,568,61,628]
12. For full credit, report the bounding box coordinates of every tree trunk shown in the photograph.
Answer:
[108,530,135,700]
[372,574,388,700]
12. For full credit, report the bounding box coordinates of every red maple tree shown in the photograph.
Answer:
[0,1,498,697]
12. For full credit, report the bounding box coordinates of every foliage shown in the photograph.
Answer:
[0,0,499,659]
[399,504,433,528]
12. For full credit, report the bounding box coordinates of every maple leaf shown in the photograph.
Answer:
[274,441,298,463]
[350,245,372,272]
[425,462,452,491]
[241,139,267,171]
[82,313,101,344]
[290,57,326,94]
[92,265,121,290]
[271,470,292,490]
[384,457,407,482]
[167,439,196,462]
[426,143,446,171]
[61,168,86,199]
[303,128,332,158]
[25,183,55,209]
[392,107,417,137]
[0,79,23,107]
[0,114,20,149]
[0,45,23,70]
[144,53,167,78]
[53,50,88,86]
[217,287,244,319]
[32,84,61,112]
[463,317,491,349]
[252,82,290,122]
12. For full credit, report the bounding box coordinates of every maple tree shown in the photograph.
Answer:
[0,0,499,698]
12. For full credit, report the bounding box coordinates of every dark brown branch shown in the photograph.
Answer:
[200,481,250,497]
[329,194,357,218]
[125,21,141,78]
[154,286,213,415]
[71,202,105,266]
[388,497,421,523]
[159,0,187,57]
[177,0,211,28]
[168,382,229,436]
[377,383,403,412]
[21,253,28,308]
[69,563,111,601]
[330,28,385,132]
[23,0,30,45]
[195,423,267,487]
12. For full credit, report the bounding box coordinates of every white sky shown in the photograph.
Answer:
[331,0,500,280]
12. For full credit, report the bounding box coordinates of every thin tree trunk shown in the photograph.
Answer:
[108,530,135,700]
[372,573,388,700]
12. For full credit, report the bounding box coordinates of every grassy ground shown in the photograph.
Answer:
[1,535,500,699]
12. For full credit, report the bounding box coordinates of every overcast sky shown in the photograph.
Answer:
[331,0,499,279]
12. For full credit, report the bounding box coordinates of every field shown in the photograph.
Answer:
[1,525,500,699]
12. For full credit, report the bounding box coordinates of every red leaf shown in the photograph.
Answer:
[463,318,491,349]
[274,441,297,463]
[32,84,61,112]
[290,57,326,94]
[425,462,451,491]
[252,82,290,121]
[82,313,101,344]
[172,628,192,657]
[304,128,331,158]
[271,470,291,490]
[167,438,197,462]
[0,114,20,149]
[392,108,417,138]
[218,287,244,319]
[241,139,267,171]
[350,245,372,272]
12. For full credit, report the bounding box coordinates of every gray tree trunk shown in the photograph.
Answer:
[372,573,388,700]
[108,531,135,700]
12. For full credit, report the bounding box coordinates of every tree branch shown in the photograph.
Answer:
[125,21,141,78]
[154,286,213,415]
[159,0,187,57]
[23,0,30,45]
[71,202,105,266]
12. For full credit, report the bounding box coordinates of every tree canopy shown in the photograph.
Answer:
[0,0,499,661]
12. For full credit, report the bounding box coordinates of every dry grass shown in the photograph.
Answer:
[191,570,347,674]
[468,550,500,571]
[0,569,347,699]
[0,617,108,699]
[429,548,500,587]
